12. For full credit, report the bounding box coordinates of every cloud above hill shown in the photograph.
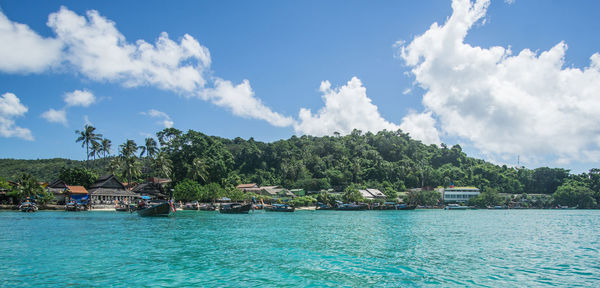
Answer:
[0,92,33,140]
[399,0,600,164]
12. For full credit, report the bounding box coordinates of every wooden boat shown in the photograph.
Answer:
[265,203,295,212]
[219,203,252,214]
[316,202,335,210]
[444,203,469,210]
[65,201,86,211]
[182,202,200,210]
[335,203,368,211]
[137,202,173,217]
[395,204,417,210]
[19,201,38,212]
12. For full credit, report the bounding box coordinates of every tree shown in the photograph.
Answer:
[119,140,140,187]
[75,125,103,167]
[58,167,98,188]
[406,189,441,206]
[189,157,208,184]
[173,179,202,202]
[11,173,54,205]
[153,152,173,179]
[139,137,158,159]
[343,185,364,203]
[553,181,597,209]
[468,188,503,208]
[89,140,102,166]
[204,182,223,203]
[101,138,112,158]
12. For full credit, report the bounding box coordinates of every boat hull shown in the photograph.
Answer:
[137,202,172,217]
[265,206,295,212]
[219,203,252,214]
[335,204,368,211]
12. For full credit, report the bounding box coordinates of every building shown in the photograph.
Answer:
[358,189,388,200]
[236,183,262,194]
[443,187,480,203]
[47,179,69,204]
[65,185,89,203]
[88,174,138,205]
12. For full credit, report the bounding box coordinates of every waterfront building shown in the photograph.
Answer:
[358,189,387,200]
[46,179,68,204]
[443,187,480,203]
[131,177,171,200]
[88,174,137,205]
[65,185,89,203]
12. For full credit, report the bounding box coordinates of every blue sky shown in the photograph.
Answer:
[1,0,599,174]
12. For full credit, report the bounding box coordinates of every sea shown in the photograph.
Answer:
[1,209,598,287]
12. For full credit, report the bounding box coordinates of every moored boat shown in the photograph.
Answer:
[444,203,469,210]
[19,201,38,212]
[265,203,295,212]
[335,203,368,211]
[182,201,200,210]
[395,204,417,210]
[219,203,252,214]
[137,202,173,217]
[65,201,86,211]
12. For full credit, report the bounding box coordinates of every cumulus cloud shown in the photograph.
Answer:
[0,92,33,140]
[141,109,174,128]
[41,108,67,126]
[399,111,441,145]
[0,10,62,73]
[400,0,600,164]
[0,7,290,127]
[294,77,400,136]
[201,78,296,127]
[64,89,95,107]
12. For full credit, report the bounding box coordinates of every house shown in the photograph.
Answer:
[359,189,375,200]
[132,182,168,200]
[443,187,480,203]
[236,183,262,194]
[47,179,69,204]
[65,185,89,203]
[88,174,138,205]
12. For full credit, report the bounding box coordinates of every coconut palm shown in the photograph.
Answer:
[153,151,173,179]
[119,140,140,188]
[101,138,112,158]
[189,157,209,184]
[75,125,103,167]
[90,140,101,164]
[109,157,122,176]
[139,138,158,159]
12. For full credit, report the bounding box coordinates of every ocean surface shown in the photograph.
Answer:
[1,209,599,287]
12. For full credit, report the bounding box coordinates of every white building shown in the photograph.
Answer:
[443,187,480,203]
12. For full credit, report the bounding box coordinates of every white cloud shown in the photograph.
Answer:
[294,77,400,136]
[0,92,33,140]
[64,89,95,107]
[0,7,290,128]
[399,111,441,145]
[141,109,174,128]
[400,0,600,164]
[0,10,62,73]
[46,7,210,94]
[41,108,67,126]
[201,78,295,127]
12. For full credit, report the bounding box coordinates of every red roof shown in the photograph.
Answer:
[67,185,88,194]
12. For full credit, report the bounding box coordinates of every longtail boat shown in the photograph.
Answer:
[137,202,173,217]
[219,203,252,214]
[19,201,38,212]
[265,203,295,212]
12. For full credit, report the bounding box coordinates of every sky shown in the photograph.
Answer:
[1,0,600,174]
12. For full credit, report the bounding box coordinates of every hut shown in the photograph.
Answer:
[47,179,68,204]
[88,174,137,205]
[65,185,89,204]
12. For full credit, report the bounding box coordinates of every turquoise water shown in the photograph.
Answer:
[1,210,599,287]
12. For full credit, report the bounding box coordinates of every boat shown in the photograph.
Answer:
[444,203,469,210]
[65,201,86,211]
[19,201,38,212]
[335,203,368,211]
[265,203,295,212]
[315,202,335,210]
[115,202,132,212]
[219,203,252,214]
[182,201,200,210]
[137,202,173,217]
[199,203,216,211]
[395,204,417,210]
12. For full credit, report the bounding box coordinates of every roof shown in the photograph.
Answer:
[89,174,126,190]
[359,190,375,199]
[366,188,386,198]
[47,179,67,188]
[237,183,259,189]
[147,177,171,184]
[66,185,88,194]
[88,187,137,197]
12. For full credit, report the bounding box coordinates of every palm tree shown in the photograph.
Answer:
[139,138,158,159]
[189,157,209,184]
[153,151,173,179]
[75,125,102,167]
[101,138,112,158]
[109,157,122,176]
[90,141,101,166]
[119,140,140,188]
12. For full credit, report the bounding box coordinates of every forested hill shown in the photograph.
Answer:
[2,128,598,195]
